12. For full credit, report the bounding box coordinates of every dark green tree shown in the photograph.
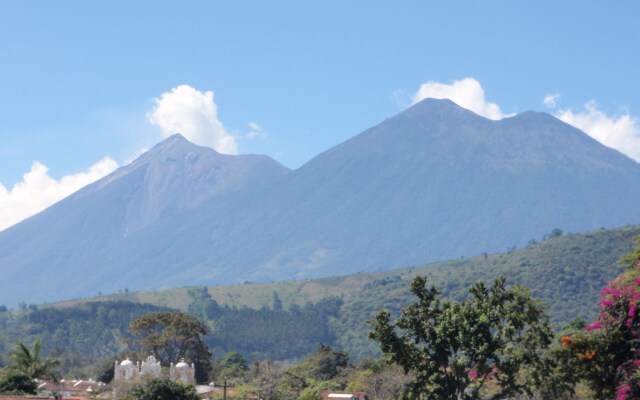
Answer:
[0,371,37,395]
[369,275,553,400]
[220,351,248,371]
[187,287,221,320]
[94,357,117,383]
[8,339,60,381]
[129,378,199,400]
[128,312,212,383]
[272,291,283,311]
[303,344,349,381]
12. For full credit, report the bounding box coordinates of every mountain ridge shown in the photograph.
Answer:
[0,134,290,305]
[1,99,640,306]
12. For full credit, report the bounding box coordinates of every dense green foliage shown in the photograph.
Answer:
[621,235,640,269]
[334,226,640,358]
[260,345,352,400]
[0,226,636,382]
[370,275,553,399]
[0,301,169,374]
[187,287,343,361]
[292,344,349,382]
[0,371,37,395]
[219,352,248,371]
[556,266,640,399]
[129,378,199,400]
[0,295,343,377]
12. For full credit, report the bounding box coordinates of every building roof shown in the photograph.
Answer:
[319,391,369,400]
[0,397,54,400]
[0,397,89,400]
[37,380,106,392]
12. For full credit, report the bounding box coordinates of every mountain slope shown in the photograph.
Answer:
[1,99,640,306]
[0,135,290,305]
[133,99,640,282]
[281,100,640,266]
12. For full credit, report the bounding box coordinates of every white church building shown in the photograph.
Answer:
[114,355,195,384]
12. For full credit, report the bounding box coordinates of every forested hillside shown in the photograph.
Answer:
[0,225,637,374]
[333,226,639,356]
[0,294,343,375]
[0,301,168,373]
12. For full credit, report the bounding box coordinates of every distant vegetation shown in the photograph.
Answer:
[0,225,637,376]
[0,296,343,376]
[0,230,639,399]
[0,301,169,373]
[186,286,342,361]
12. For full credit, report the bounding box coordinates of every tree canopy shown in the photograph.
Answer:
[620,235,640,269]
[128,312,212,383]
[129,378,199,400]
[220,351,248,371]
[369,275,552,399]
[0,371,37,395]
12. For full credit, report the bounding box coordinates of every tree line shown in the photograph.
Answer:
[1,235,640,398]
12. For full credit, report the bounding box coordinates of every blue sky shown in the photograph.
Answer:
[1,1,640,230]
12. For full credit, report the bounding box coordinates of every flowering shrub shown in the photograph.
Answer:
[557,265,640,399]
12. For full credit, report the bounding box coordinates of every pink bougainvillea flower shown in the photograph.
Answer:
[615,384,631,400]
[585,322,602,331]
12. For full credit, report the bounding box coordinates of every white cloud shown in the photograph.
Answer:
[246,122,267,140]
[412,78,511,120]
[556,101,640,162]
[147,84,238,154]
[411,79,640,162]
[0,157,118,231]
[543,93,560,108]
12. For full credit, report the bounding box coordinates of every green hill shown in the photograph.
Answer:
[0,225,637,373]
[94,224,638,331]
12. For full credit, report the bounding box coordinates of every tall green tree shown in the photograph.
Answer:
[369,276,552,400]
[302,344,349,382]
[128,312,212,383]
[8,339,60,381]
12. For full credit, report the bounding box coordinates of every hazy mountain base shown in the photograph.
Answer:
[4,100,640,307]
[0,224,634,375]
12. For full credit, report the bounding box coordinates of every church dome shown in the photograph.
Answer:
[175,359,189,368]
[120,358,134,366]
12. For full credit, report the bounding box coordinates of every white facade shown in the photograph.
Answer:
[114,358,140,381]
[170,359,196,384]
[114,355,193,383]
[140,355,162,377]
